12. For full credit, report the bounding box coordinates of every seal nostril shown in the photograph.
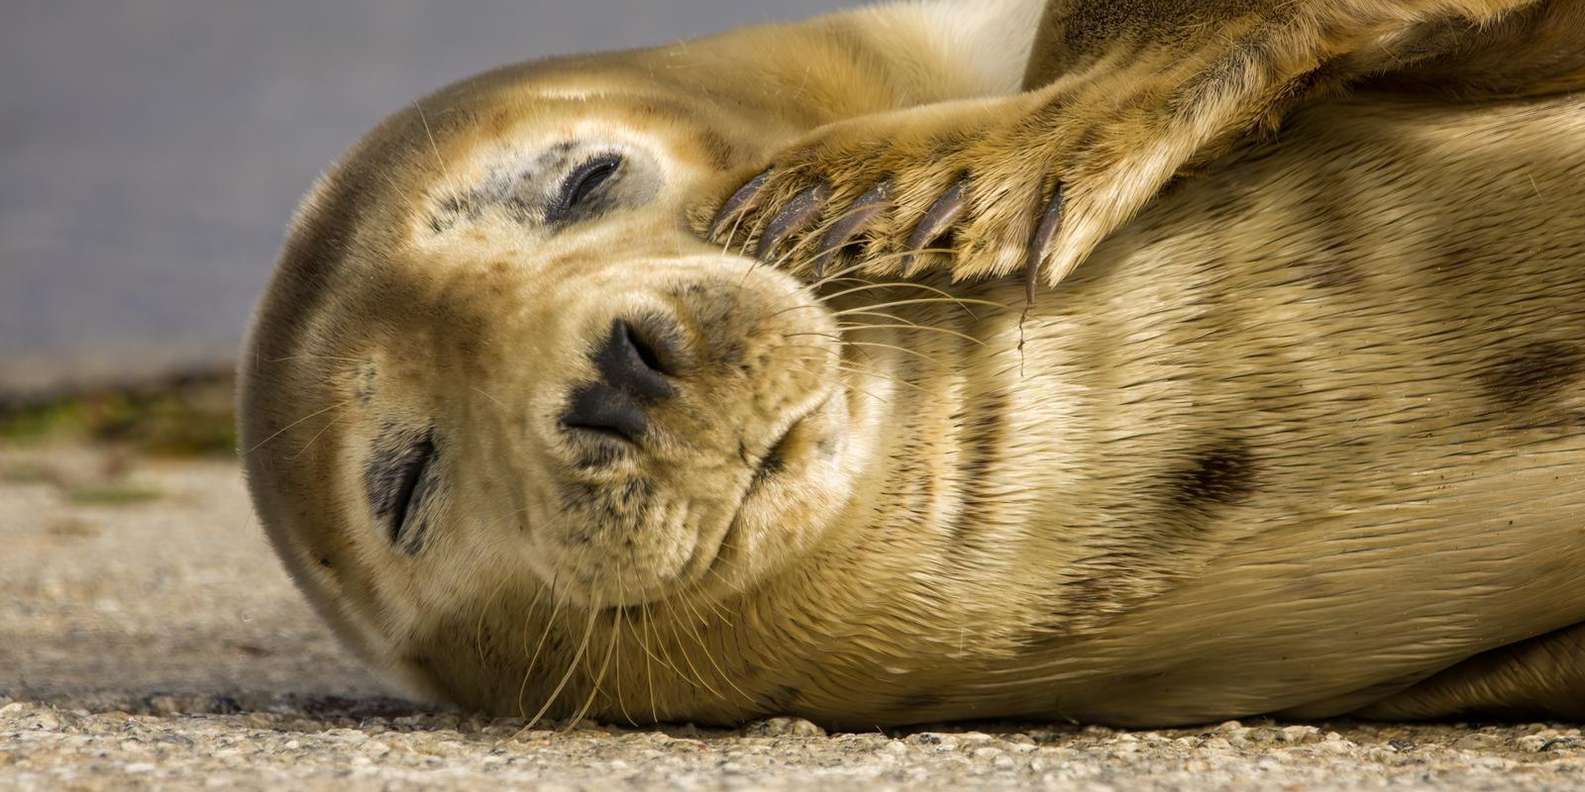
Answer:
[622,321,667,376]
[593,318,676,402]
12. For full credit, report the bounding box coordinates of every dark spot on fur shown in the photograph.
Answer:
[758,685,803,713]
[950,384,1010,545]
[1296,257,1364,290]
[1296,196,1367,290]
[817,433,840,458]
[1479,341,1583,413]
[318,556,334,569]
[893,692,947,714]
[1166,439,1258,514]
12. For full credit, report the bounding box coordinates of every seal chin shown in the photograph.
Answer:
[537,383,847,609]
[704,389,843,576]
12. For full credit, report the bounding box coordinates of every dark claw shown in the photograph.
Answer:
[813,181,892,277]
[709,169,772,241]
[902,177,969,270]
[756,183,831,260]
[1025,182,1066,304]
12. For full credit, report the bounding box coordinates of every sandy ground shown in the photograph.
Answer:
[3,444,1584,790]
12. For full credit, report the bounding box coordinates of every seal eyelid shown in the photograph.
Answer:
[386,436,436,552]
[554,153,623,216]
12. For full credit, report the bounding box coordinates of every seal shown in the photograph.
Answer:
[240,0,1585,728]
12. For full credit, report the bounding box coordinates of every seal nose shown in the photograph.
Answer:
[560,319,676,444]
[593,318,675,401]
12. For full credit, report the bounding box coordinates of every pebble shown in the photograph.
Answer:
[742,717,827,738]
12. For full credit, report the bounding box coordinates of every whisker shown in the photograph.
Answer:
[639,601,659,722]
[414,100,445,173]
[629,602,685,677]
[243,398,355,457]
[515,575,562,721]
[815,278,957,305]
[786,336,951,369]
[519,596,599,734]
[264,353,367,366]
[287,414,343,461]
[568,600,622,730]
[830,297,1005,317]
[674,592,756,706]
[474,574,512,668]
[804,248,956,291]
[834,322,987,346]
[471,386,508,410]
[818,280,985,322]
[834,366,913,398]
[610,571,637,727]
[663,609,722,699]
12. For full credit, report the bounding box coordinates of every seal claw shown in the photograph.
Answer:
[710,169,772,242]
[902,177,968,272]
[757,183,831,261]
[813,181,892,277]
[1026,182,1066,303]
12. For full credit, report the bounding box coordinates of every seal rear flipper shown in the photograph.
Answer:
[1346,622,1585,721]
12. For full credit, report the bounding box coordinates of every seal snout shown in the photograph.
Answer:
[560,317,679,445]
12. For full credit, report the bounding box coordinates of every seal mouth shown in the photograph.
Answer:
[693,390,837,581]
[748,416,799,490]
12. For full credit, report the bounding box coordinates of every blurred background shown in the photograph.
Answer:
[0,0,855,397]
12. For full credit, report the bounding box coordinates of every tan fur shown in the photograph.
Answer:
[710,0,1585,296]
[241,1,1585,728]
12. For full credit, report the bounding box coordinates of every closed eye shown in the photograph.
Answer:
[387,437,434,548]
[366,432,437,555]
[552,153,623,219]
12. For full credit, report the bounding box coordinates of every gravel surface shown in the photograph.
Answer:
[3,443,1584,790]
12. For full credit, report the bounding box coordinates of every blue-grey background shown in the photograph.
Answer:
[0,1,854,390]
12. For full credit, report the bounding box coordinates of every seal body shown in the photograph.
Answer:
[241,0,1585,727]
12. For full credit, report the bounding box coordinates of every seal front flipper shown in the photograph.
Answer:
[711,0,1584,294]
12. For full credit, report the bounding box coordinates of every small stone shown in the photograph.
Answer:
[144,696,183,717]
[741,717,827,738]
[1517,732,1581,752]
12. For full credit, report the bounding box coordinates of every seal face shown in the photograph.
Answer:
[244,3,1585,728]
[249,110,856,604]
